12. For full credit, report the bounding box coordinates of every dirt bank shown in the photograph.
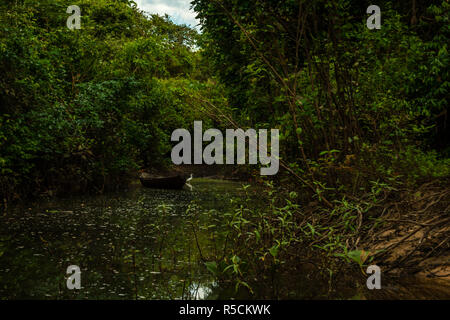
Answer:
[362,179,449,281]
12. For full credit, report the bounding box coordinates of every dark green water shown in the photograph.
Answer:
[0,179,243,299]
[0,179,448,299]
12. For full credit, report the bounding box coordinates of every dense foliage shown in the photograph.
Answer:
[0,0,219,199]
[0,0,448,298]
[189,0,450,295]
[193,0,449,191]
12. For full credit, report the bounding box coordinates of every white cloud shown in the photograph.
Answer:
[135,0,199,29]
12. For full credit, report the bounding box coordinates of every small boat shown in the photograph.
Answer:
[139,174,187,190]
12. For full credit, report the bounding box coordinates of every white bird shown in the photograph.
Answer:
[186,173,193,182]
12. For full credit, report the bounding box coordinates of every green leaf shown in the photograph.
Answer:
[204,261,218,275]
[269,245,279,257]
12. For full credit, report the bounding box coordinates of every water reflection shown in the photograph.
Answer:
[0,179,242,299]
[188,282,214,300]
[0,179,448,299]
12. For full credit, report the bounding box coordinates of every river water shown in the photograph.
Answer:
[0,179,448,299]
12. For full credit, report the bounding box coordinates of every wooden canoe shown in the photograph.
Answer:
[139,174,187,190]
